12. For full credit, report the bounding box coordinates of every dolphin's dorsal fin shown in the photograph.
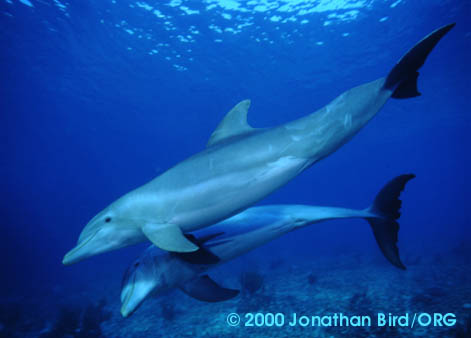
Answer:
[174,234,221,265]
[207,99,254,147]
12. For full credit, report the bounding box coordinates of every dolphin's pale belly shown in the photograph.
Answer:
[157,153,310,231]
[135,78,392,233]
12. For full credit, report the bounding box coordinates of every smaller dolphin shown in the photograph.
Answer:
[120,174,414,317]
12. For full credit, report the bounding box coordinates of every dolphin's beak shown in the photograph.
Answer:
[62,247,85,265]
[120,278,155,318]
[120,302,134,318]
[120,283,140,318]
[62,230,100,265]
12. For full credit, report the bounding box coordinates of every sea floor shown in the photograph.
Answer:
[1,250,470,338]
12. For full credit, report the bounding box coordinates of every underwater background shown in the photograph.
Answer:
[1,0,470,337]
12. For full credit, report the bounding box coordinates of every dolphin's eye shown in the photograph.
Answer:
[134,262,140,268]
[105,217,112,223]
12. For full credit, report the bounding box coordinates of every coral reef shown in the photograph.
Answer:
[160,300,177,322]
[39,299,111,338]
[307,272,317,285]
[240,271,264,295]
[0,302,23,337]
[2,250,470,337]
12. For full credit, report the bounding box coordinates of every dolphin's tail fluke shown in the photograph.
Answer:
[384,23,455,99]
[366,174,416,270]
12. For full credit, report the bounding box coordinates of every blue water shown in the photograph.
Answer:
[1,0,470,337]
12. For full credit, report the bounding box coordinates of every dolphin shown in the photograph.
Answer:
[63,24,454,265]
[120,174,414,317]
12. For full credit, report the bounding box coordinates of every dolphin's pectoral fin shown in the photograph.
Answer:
[172,234,221,264]
[179,275,239,302]
[207,99,256,147]
[142,223,199,253]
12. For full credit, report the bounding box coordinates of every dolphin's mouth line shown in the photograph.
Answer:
[121,274,137,317]
[64,229,101,261]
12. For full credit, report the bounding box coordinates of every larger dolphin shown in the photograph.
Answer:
[120,174,414,317]
[63,24,454,265]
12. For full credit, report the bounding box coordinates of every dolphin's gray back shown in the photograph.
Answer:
[134,78,390,234]
[193,205,371,262]
[193,206,293,261]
